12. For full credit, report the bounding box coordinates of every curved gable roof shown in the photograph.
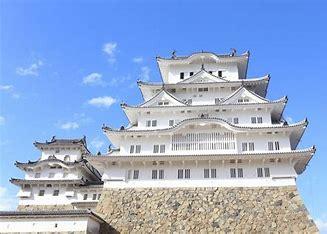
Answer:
[221,86,270,104]
[137,89,187,107]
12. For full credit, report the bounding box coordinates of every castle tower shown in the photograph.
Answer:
[91,50,318,232]
[12,136,103,211]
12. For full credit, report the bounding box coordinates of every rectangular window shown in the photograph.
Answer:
[48,173,55,178]
[233,118,239,124]
[249,142,255,151]
[257,117,263,123]
[242,143,248,152]
[53,190,59,196]
[152,170,158,179]
[152,120,157,127]
[133,170,139,179]
[35,173,41,178]
[218,71,222,77]
[209,71,213,74]
[169,120,174,126]
[204,169,209,178]
[257,168,263,177]
[158,101,163,106]
[135,145,141,154]
[215,98,220,104]
[190,72,194,76]
[230,168,236,178]
[92,194,97,200]
[187,99,192,104]
[268,142,274,151]
[180,72,184,79]
[160,145,165,153]
[39,190,45,196]
[251,117,257,124]
[98,194,101,200]
[238,99,243,103]
[275,141,280,151]
[185,169,191,179]
[55,149,60,153]
[211,169,217,178]
[159,170,164,179]
[237,168,243,178]
[146,120,151,127]
[177,169,183,179]
[83,194,88,200]
[264,168,270,177]
[153,145,159,153]
[130,145,135,154]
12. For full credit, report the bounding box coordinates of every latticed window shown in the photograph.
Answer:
[152,170,158,179]
[53,190,59,196]
[249,142,255,151]
[204,169,209,178]
[257,168,263,177]
[172,132,236,151]
[159,170,164,179]
[135,145,141,154]
[237,168,243,178]
[264,168,270,177]
[185,169,191,178]
[133,170,139,179]
[211,169,217,178]
[230,168,236,178]
[177,169,183,179]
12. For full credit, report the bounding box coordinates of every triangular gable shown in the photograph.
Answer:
[221,87,269,104]
[179,70,227,84]
[139,89,187,107]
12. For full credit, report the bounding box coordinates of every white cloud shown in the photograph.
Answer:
[87,96,117,108]
[82,73,106,86]
[286,116,293,123]
[108,75,131,87]
[103,42,117,64]
[316,217,327,233]
[0,85,13,91]
[0,116,5,125]
[139,66,150,82]
[0,186,17,210]
[0,84,20,99]
[91,138,105,150]
[60,122,79,130]
[133,57,143,63]
[16,60,43,76]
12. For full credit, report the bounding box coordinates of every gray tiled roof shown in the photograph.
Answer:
[0,209,106,223]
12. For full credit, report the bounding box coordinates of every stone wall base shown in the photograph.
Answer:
[96,186,318,233]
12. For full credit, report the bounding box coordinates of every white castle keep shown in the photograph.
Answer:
[0,50,316,233]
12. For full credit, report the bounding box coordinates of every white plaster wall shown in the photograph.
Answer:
[115,125,291,156]
[25,167,80,180]
[166,64,240,84]
[40,148,82,161]
[18,185,102,206]
[0,217,100,233]
[136,108,273,129]
[102,159,297,188]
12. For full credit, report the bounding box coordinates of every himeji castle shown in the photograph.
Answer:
[0,50,318,233]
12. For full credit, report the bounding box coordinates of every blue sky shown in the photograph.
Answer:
[0,0,326,231]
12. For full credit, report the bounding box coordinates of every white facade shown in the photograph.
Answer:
[0,211,103,233]
[92,50,314,189]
